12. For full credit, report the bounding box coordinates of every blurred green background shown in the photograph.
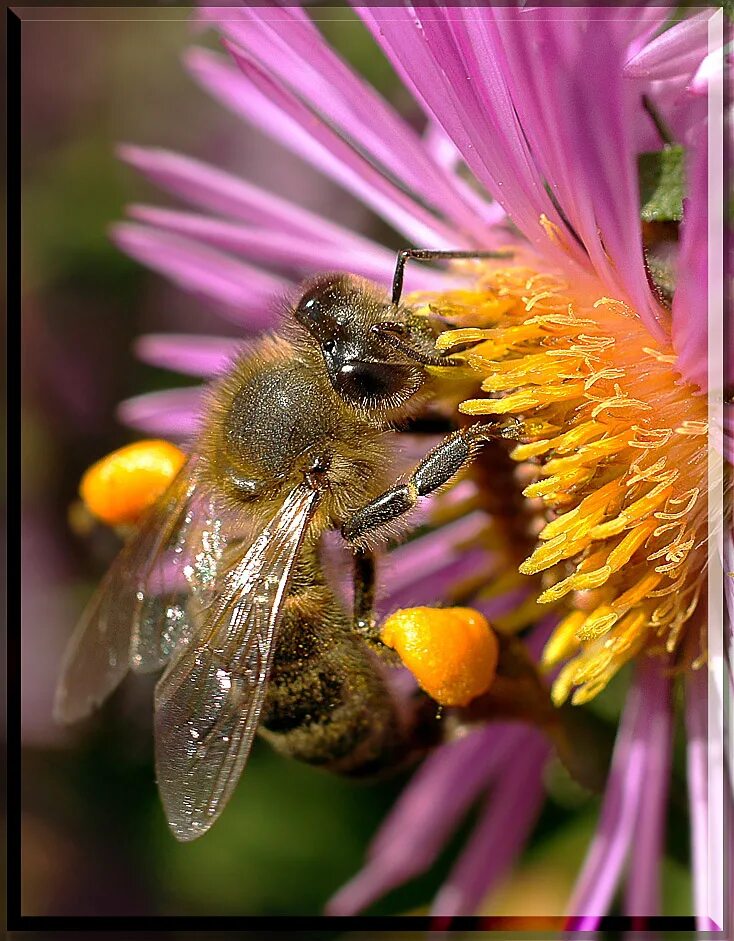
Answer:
[19,6,693,919]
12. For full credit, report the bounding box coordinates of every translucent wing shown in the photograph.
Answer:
[154,485,320,841]
[54,458,201,723]
[130,486,233,673]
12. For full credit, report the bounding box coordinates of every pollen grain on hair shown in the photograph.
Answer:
[428,261,709,705]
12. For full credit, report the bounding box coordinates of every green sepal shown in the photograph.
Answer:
[639,145,686,223]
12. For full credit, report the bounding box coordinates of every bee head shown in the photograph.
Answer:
[293,274,429,412]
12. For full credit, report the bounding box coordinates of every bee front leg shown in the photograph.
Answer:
[342,423,503,549]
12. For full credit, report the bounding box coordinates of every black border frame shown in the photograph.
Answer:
[5,1,731,935]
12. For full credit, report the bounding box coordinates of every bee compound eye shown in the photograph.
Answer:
[297,277,340,316]
[295,279,345,346]
[335,359,419,407]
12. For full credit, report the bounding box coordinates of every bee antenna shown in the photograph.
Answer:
[390,248,513,307]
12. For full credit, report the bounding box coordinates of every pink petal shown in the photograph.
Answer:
[186,45,462,247]
[355,5,585,269]
[490,7,667,340]
[566,659,652,924]
[209,5,491,242]
[623,7,673,58]
[671,122,708,392]
[423,120,464,173]
[111,222,288,327]
[119,143,402,254]
[474,586,532,623]
[127,205,453,294]
[134,333,244,377]
[624,661,673,915]
[381,546,491,616]
[685,668,722,931]
[325,722,531,915]
[689,47,729,96]
[625,11,716,82]
[379,510,497,613]
[381,510,488,593]
[429,731,550,915]
[117,386,203,438]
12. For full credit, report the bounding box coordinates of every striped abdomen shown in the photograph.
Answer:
[258,552,424,776]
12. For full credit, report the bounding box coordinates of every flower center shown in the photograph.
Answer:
[428,261,708,704]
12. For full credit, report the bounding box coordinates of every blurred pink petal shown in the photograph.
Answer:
[127,205,453,293]
[382,546,491,615]
[117,386,203,437]
[383,509,487,586]
[111,222,288,327]
[134,333,244,377]
[429,730,550,915]
[474,586,532,623]
[326,722,533,915]
[690,47,728,96]
[119,143,396,252]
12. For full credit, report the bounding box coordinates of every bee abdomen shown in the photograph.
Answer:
[260,668,344,734]
[259,600,406,774]
[260,651,403,773]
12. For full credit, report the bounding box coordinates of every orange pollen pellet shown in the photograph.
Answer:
[79,439,186,527]
[380,606,499,707]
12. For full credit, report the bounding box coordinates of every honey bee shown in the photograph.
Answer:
[55,250,515,842]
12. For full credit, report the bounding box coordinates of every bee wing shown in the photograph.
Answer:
[153,485,320,841]
[54,458,201,724]
[130,485,237,674]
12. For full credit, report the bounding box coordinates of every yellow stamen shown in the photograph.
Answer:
[431,260,713,703]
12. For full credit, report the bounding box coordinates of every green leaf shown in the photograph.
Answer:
[638,145,686,222]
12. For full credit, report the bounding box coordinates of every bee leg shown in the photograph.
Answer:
[342,423,503,548]
[353,550,376,637]
[350,550,401,664]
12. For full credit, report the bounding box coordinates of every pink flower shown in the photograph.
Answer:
[110,3,729,924]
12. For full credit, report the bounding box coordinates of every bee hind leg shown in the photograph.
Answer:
[350,550,401,664]
[352,550,376,637]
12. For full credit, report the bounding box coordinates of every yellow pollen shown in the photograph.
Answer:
[380,606,499,707]
[80,439,186,527]
[432,262,713,703]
